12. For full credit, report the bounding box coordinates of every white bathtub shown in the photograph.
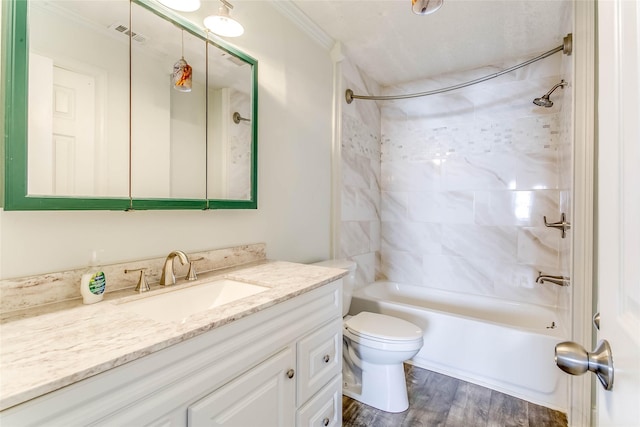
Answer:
[349,281,569,412]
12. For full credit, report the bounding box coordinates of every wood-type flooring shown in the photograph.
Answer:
[342,364,568,427]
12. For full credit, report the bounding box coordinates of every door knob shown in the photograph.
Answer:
[555,340,614,390]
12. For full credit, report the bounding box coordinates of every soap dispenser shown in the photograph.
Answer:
[80,250,106,304]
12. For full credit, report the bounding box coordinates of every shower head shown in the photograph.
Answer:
[533,80,568,107]
[533,95,554,108]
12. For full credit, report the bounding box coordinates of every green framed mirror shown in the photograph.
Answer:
[1,0,257,210]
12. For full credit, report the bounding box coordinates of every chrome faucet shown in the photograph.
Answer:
[159,250,189,286]
[536,272,570,287]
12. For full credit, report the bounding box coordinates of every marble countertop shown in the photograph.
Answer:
[0,260,347,411]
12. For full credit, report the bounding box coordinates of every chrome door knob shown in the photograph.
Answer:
[555,339,614,390]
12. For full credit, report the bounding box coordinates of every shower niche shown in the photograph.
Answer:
[2,0,258,210]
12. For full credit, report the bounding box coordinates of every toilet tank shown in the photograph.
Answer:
[312,259,356,317]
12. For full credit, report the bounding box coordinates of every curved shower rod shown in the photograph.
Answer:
[345,33,573,104]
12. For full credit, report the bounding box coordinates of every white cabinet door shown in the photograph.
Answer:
[188,347,295,427]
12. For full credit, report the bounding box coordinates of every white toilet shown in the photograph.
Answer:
[313,260,424,413]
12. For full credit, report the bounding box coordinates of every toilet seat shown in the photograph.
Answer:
[344,312,423,350]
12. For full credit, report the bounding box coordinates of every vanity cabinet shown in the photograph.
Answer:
[0,281,342,426]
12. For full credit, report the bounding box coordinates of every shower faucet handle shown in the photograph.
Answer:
[543,212,571,238]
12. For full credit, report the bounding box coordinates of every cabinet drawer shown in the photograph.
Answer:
[297,317,342,405]
[296,375,342,427]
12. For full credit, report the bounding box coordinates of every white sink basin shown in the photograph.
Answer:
[120,279,268,323]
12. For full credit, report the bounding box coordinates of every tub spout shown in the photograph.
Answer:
[536,272,570,286]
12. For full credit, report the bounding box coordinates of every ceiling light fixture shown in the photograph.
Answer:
[411,0,443,15]
[157,0,201,12]
[203,0,244,38]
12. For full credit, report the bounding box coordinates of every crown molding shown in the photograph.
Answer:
[269,1,335,51]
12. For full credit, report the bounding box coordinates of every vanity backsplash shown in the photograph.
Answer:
[0,243,266,315]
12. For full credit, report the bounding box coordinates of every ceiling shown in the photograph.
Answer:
[282,0,571,87]
[41,0,571,89]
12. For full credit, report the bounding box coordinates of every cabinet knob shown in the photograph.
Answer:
[323,354,330,363]
[286,369,295,379]
[323,417,330,426]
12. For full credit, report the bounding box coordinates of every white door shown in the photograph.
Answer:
[28,54,97,196]
[52,66,96,196]
[596,0,640,425]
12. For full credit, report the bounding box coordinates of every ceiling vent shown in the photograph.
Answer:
[108,23,148,44]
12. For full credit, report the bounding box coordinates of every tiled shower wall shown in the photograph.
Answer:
[339,57,382,290]
[379,53,572,308]
[556,36,574,319]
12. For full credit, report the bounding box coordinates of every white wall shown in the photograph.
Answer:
[0,1,334,279]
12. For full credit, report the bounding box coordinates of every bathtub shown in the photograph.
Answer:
[349,281,569,412]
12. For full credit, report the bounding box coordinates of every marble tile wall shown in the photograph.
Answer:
[378,54,572,308]
[556,15,574,325]
[340,57,382,289]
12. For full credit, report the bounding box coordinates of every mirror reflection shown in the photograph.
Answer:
[131,2,207,200]
[206,37,253,200]
[27,0,130,197]
[23,0,256,206]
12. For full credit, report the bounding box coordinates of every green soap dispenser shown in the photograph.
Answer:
[80,250,106,304]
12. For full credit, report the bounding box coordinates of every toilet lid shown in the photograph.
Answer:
[344,312,422,341]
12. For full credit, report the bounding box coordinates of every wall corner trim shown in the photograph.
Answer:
[268,1,335,51]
